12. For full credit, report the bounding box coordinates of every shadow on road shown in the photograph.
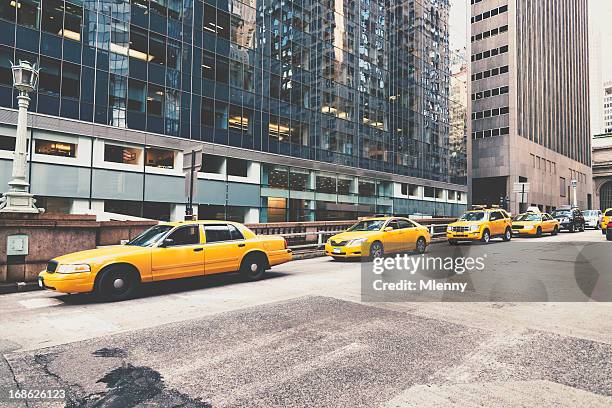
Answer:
[54,271,289,305]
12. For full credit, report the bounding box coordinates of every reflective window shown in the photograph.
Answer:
[167,225,200,246]
[35,139,76,157]
[104,144,141,164]
[41,0,63,35]
[146,147,174,168]
[18,0,40,28]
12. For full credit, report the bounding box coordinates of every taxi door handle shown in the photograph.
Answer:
[238,243,246,247]
[193,247,203,252]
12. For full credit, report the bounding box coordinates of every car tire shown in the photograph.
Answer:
[448,239,458,246]
[481,229,491,244]
[95,265,139,302]
[569,223,575,233]
[536,227,542,238]
[240,253,267,281]
[502,227,512,242]
[416,237,427,254]
[602,229,607,235]
[579,223,585,232]
[552,226,559,236]
[369,241,384,260]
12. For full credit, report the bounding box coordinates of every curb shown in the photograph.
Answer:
[0,281,40,295]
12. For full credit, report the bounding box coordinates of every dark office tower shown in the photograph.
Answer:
[470,0,592,214]
[0,0,466,222]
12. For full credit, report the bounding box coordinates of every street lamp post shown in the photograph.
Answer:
[0,60,44,214]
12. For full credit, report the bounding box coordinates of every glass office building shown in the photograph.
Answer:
[0,0,467,222]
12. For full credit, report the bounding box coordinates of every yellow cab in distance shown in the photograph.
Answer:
[325,216,432,260]
[512,211,560,237]
[601,208,612,235]
[447,206,513,245]
[38,220,292,301]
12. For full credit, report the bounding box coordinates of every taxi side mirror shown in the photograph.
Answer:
[384,227,394,232]
[161,238,174,247]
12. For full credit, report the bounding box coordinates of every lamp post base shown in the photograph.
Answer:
[0,191,44,214]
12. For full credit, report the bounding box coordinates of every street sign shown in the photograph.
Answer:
[513,183,530,193]
[513,182,530,204]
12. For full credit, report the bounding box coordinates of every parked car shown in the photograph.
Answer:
[607,222,612,241]
[38,221,293,301]
[582,210,602,229]
[512,212,559,237]
[447,206,513,244]
[325,217,431,260]
[602,209,612,235]
[551,207,585,232]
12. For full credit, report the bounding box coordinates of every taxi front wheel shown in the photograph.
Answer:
[481,229,491,244]
[95,266,139,302]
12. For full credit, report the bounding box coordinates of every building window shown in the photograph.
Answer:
[424,186,435,198]
[104,144,141,165]
[267,165,288,188]
[34,139,77,157]
[560,177,566,197]
[201,153,224,174]
[401,183,408,195]
[146,147,174,169]
[0,135,16,151]
[227,158,248,177]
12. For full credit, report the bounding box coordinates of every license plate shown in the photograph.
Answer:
[333,248,341,254]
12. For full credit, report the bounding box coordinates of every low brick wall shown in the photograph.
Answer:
[0,213,157,283]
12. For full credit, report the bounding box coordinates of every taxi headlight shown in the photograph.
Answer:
[347,238,368,247]
[447,226,453,232]
[56,264,91,274]
[469,225,480,232]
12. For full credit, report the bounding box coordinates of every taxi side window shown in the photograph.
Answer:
[228,225,244,240]
[167,225,200,246]
[387,221,400,230]
[490,212,501,221]
[397,220,414,229]
[204,225,232,243]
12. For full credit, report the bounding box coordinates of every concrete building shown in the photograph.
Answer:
[605,82,612,134]
[470,0,593,214]
[0,0,467,222]
[593,133,612,210]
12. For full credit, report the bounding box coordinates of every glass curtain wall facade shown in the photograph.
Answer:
[0,0,463,219]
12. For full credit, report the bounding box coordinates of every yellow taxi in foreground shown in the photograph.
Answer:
[325,217,431,260]
[447,207,513,245]
[38,221,292,301]
[602,208,612,235]
[512,212,559,237]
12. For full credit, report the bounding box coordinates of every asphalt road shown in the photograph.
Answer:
[1,229,611,407]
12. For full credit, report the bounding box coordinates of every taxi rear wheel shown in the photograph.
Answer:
[552,226,559,236]
[536,227,542,238]
[240,253,267,281]
[95,266,139,302]
[502,227,512,242]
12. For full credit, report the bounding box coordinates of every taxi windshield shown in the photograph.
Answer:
[515,213,541,222]
[459,212,486,222]
[552,210,570,217]
[127,225,173,247]
[348,220,386,231]
[583,210,598,216]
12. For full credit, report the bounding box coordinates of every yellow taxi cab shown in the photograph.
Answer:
[601,208,612,235]
[38,220,292,301]
[324,217,432,260]
[447,206,513,245]
[511,211,560,237]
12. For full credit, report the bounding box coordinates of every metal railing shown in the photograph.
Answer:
[282,223,451,251]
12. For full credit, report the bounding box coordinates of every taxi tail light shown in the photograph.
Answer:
[283,238,288,249]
